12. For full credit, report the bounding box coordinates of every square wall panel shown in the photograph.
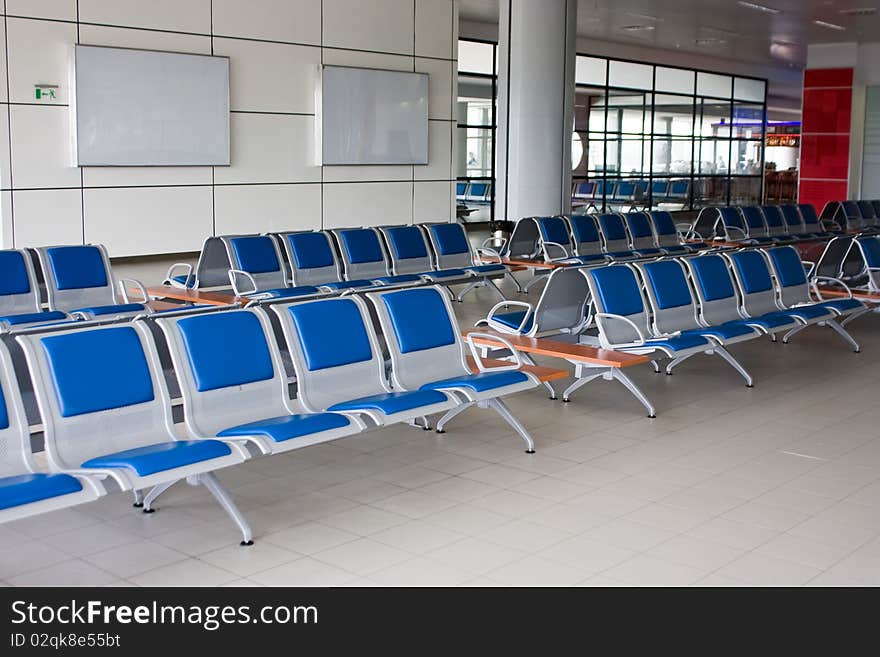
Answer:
[12,188,83,248]
[6,0,78,21]
[78,0,212,34]
[213,38,319,114]
[10,105,80,189]
[800,134,850,181]
[414,120,452,181]
[413,180,453,223]
[6,17,76,104]
[798,179,847,211]
[322,0,415,56]
[416,57,453,120]
[84,186,212,256]
[322,181,413,228]
[82,165,212,188]
[214,183,322,235]
[0,192,12,249]
[804,68,853,89]
[212,0,321,45]
[802,88,853,134]
[415,0,454,60]
[0,20,6,103]
[215,113,320,185]
[321,48,413,72]
[0,111,10,190]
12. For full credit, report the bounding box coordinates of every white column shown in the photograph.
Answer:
[496,0,577,221]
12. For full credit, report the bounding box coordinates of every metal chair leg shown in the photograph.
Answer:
[485,397,536,453]
[613,369,657,418]
[435,402,473,433]
[142,480,177,513]
[826,319,860,352]
[782,323,808,344]
[665,352,696,374]
[195,472,253,546]
[713,345,754,386]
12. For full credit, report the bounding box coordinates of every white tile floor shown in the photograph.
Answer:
[4,257,880,587]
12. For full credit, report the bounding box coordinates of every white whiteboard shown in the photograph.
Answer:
[319,66,428,165]
[73,45,230,166]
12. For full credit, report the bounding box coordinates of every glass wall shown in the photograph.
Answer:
[573,56,767,212]
[456,39,497,222]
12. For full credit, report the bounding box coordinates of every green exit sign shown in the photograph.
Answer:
[34,84,58,100]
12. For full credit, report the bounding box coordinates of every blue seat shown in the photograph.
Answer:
[72,302,146,317]
[467,264,507,274]
[642,334,709,351]
[624,212,664,256]
[217,413,352,443]
[261,285,321,299]
[425,268,467,279]
[18,322,252,543]
[422,223,508,301]
[82,440,232,477]
[566,214,607,260]
[421,370,529,394]
[328,390,450,414]
[0,250,72,329]
[491,310,534,332]
[683,322,756,341]
[0,473,84,512]
[281,231,351,288]
[0,310,67,326]
[380,225,473,281]
[319,280,373,291]
[535,216,574,260]
[372,274,423,285]
[333,228,395,282]
[367,286,539,451]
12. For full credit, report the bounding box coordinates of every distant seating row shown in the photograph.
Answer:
[821,199,880,232]
[165,222,513,303]
[478,245,866,416]
[0,244,149,331]
[571,179,691,212]
[701,203,836,244]
[0,286,540,541]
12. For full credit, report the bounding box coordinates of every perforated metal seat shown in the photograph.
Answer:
[0,249,73,331]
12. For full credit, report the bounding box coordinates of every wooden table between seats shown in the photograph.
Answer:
[815,286,880,303]
[479,256,565,270]
[144,285,241,306]
[462,329,650,368]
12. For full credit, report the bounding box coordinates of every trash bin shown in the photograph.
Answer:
[487,219,514,250]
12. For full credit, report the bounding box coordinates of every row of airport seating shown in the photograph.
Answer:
[0,285,540,542]
[477,245,867,415]
[821,199,880,232]
[455,181,492,205]
[696,203,835,244]
[812,234,880,297]
[571,179,691,212]
[166,222,513,303]
[0,245,150,331]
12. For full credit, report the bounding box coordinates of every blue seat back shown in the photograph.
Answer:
[652,180,670,196]
[159,309,292,438]
[465,182,490,202]
[760,205,786,236]
[0,249,41,317]
[683,255,742,326]
[18,324,175,470]
[719,207,748,238]
[573,181,595,199]
[858,200,878,225]
[367,287,467,390]
[648,211,681,247]
[282,231,343,286]
[425,223,473,270]
[272,296,387,412]
[586,265,649,346]
[225,235,287,292]
[766,245,811,308]
[615,181,637,200]
[798,203,822,231]
[624,212,657,250]
[669,180,689,197]
[380,225,434,275]
[566,214,602,256]
[455,182,468,197]
[38,245,116,313]
[739,207,766,236]
[638,259,699,334]
[333,228,390,280]
[857,236,880,268]
[535,216,572,259]
[0,342,35,478]
[597,213,630,252]
[727,250,779,316]
[780,205,805,233]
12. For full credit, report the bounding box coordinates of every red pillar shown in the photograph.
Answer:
[798,67,853,209]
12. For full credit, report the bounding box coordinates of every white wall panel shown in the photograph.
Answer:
[0,20,6,104]
[6,18,75,104]
[9,105,79,188]
[0,192,13,249]
[212,0,321,45]
[415,0,453,60]
[84,186,212,256]
[413,180,453,223]
[214,38,319,114]
[322,0,414,55]
[216,113,320,185]
[6,0,77,21]
[13,189,83,247]
[414,120,452,181]
[416,57,453,120]
[78,0,211,35]
[214,183,322,235]
[77,24,211,54]
[322,182,413,228]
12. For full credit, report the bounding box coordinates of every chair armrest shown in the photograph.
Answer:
[484,300,534,334]
[228,269,259,297]
[164,263,194,288]
[117,277,149,304]
[811,276,854,300]
[464,332,523,372]
[540,241,571,262]
[595,312,646,346]
[801,260,816,278]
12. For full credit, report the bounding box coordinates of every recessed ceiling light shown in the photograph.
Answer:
[696,37,727,46]
[620,24,656,32]
[839,7,877,16]
[626,12,662,22]
[705,26,742,37]
[772,39,799,47]
[814,19,847,30]
[737,1,781,14]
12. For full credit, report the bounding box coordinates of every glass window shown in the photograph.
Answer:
[609,60,653,90]
[655,67,695,95]
[697,72,732,98]
[458,41,494,75]
[734,77,765,102]
[575,56,607,86]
